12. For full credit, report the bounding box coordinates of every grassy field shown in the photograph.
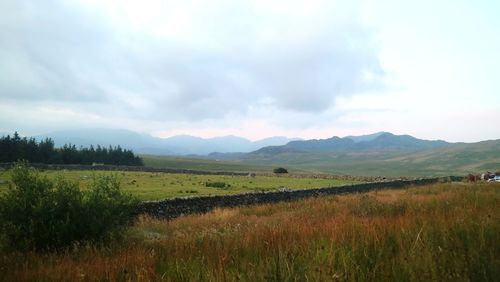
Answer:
[0,169,359,201]
[1,182,498,281]
[142,154,300,173]
[241,147,500,177]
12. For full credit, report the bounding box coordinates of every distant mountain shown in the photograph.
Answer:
[185,138,500,177]
[159,135,252,155]
[34,129,297,156]
[284,136,356,152]
[207,133,499,177]
[36,128,175,155]
[345,132,387,143]
[26,129,500,176]
[359,132,449,150]
[253,136,298,149]
[249,132,449,156]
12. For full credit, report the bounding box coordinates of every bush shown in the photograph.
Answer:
[0,161,139,251]
[273,167,288,174]
[205,181,227,188]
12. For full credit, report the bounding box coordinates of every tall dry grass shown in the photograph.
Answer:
[1,183,499,281]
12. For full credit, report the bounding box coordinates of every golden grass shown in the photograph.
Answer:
[1,183,499,281]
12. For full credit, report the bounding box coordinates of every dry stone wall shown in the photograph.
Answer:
[0,163,464,220]
[136,177,459,219]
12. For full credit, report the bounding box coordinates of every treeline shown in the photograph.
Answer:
[0,132,143,166]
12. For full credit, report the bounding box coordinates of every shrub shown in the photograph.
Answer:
[205,181,227,188]
[0,161,139,251]
[273,167,288,174]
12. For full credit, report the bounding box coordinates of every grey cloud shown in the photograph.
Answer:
[249,27,383,112]
[0,0,384,124]
[0,0,116,103]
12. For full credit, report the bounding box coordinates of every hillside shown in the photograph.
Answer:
[208,134,500,177]
[251,132,449,154]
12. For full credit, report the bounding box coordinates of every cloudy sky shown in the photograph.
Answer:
[0,0,499,142]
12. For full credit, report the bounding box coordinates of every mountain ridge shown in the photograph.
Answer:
[8,129,494,160]
[214,135,500,177]
[247,132,450,157]
[6,129,498,176]
[33,128,299,156]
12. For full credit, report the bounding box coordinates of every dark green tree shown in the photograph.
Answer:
[0,132,143,166]
[273,167,288,174]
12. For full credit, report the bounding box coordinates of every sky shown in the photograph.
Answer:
[0,0,499,142]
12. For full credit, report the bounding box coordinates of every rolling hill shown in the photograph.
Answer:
[208,133,500,177]
[249,132,449,154]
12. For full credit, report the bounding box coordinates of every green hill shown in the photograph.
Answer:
[154,137,500,177]
[239,139,500,177]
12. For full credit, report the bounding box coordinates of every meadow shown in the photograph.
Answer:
[1,182,498,281]
[142,154,277,173]
[0,169,359,201]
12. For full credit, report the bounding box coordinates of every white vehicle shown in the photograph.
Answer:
[487,176,500,182]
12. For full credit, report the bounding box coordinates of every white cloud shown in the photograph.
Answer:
[0,0,383,125]
[1,0,498,142]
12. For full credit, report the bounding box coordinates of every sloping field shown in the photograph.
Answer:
[0,169,360,201]
[142,154,277,173]
[1,182,498,281]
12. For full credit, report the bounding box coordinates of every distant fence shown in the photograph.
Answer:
[0,162,249,176]
[136,176,463,220]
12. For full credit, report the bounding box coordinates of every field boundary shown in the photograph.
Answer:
[0,162,249,176]
[137,176,463,219]
[0,163,464,219]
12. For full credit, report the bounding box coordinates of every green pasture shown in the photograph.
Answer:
[141,154,286,173]
[0,169,360,201]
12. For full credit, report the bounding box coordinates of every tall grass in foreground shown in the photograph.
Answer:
[1,183,499,281]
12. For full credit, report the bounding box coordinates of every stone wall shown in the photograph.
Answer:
[0,162,464,220]
[136,177,452,219]
[0,162,249,176]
